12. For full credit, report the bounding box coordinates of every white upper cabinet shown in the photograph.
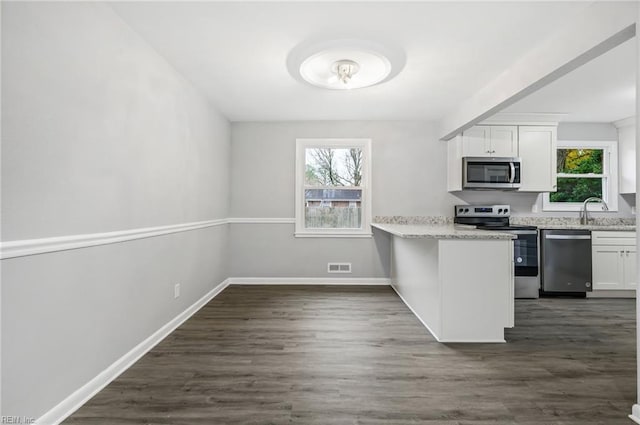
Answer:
[615,117,635,194]
[518,126,557,192]
[448,123,557,192]
[462,125,518,157]
[447,134,463,192]
[462,126,491,156]
[489,126,519,157]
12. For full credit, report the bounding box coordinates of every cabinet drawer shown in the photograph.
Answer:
[592,231,636,246]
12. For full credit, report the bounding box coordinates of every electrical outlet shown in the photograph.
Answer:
[174,283,181,299]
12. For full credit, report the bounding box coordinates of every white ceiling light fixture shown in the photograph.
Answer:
[288,39,405,90]
[331,60,360,86]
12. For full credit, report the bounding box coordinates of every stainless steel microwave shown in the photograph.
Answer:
[462,157,521,190]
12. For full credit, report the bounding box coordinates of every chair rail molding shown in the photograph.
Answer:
[1,218,309,260]
[227,217,295,224]
[0,219,228,260]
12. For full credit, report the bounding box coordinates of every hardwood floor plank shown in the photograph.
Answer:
[64,285,635,425]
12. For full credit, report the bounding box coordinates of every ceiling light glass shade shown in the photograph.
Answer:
[288,39,405,90]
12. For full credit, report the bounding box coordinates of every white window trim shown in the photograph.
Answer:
[295,138,372,238]
[542,140,618,212]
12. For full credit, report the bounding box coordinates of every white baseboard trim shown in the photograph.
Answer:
[389,283,442,341]
[390,284,506,343]
[630,404,640,424]
[33,277,388,424]
[228,277,391,285]
[587,290,635,298]
[35,279,230,425]
[1,219,228,260]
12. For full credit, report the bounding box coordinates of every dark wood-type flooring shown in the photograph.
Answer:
[65,285,636,425]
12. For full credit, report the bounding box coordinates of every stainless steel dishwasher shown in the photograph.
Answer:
[540,229,592,294]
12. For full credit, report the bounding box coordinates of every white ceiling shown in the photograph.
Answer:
[500,37,636,123]
[110,2,609,122]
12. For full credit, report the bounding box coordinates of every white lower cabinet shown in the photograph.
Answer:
[622,247,637,288]
[592,231,636,291]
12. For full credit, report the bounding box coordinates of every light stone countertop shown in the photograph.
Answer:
[510,217,635,231]
[372,216,636,235]
[371,223,516,240]
[534,224,636,231]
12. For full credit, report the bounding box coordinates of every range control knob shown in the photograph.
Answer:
[498,209,503,213]
[504,208,509,214]
[458,208,464,213]
[464,208,469,213]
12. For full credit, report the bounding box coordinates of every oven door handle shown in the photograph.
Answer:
[509,162,516,183]
[544,234,591,240]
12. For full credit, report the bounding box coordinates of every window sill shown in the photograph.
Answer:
[294,232,373,238]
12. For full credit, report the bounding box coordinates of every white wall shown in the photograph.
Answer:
[557,122,618,141]
[1,2,230,419]
[229,120,634,279]
[230,121,454,218]
[2,2,635,419]
[229,121,458,278]
[635,5,640,420]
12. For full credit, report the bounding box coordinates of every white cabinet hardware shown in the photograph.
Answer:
[461,125,517,158]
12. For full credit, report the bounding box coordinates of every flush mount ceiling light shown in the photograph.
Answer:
[287,39,405,90]
[331,60,360,85]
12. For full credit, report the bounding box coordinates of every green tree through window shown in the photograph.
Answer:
[550,149,603,203]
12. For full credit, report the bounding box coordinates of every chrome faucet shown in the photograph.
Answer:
[580,197,609,225]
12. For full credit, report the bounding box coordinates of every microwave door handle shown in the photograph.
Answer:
[509,162,516,183]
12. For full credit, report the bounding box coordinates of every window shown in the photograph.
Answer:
[543,140,618,211]
[295,138,372,237]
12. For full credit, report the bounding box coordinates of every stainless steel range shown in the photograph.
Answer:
[454,204,540,299]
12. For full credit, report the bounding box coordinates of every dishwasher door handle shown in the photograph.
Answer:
[544,234,591,240]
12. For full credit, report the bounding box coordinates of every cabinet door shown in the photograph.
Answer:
[623,247,637,289]
[518,126,557,192]
[592,246,623,290]
[617,123,636,194]
[447,136,463,191]
[489,126,518,157]
[462,126,491,157]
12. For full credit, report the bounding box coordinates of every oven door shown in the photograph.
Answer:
[463,157,521,190]
[512,230,538,277]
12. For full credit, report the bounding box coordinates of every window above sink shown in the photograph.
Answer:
[543,140,618,212]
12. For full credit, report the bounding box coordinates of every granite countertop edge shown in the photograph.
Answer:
[373,216,636,233]
[371,223,516,240]
[535,224,636,231]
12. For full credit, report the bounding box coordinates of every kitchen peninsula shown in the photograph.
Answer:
[373,219,516,343]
